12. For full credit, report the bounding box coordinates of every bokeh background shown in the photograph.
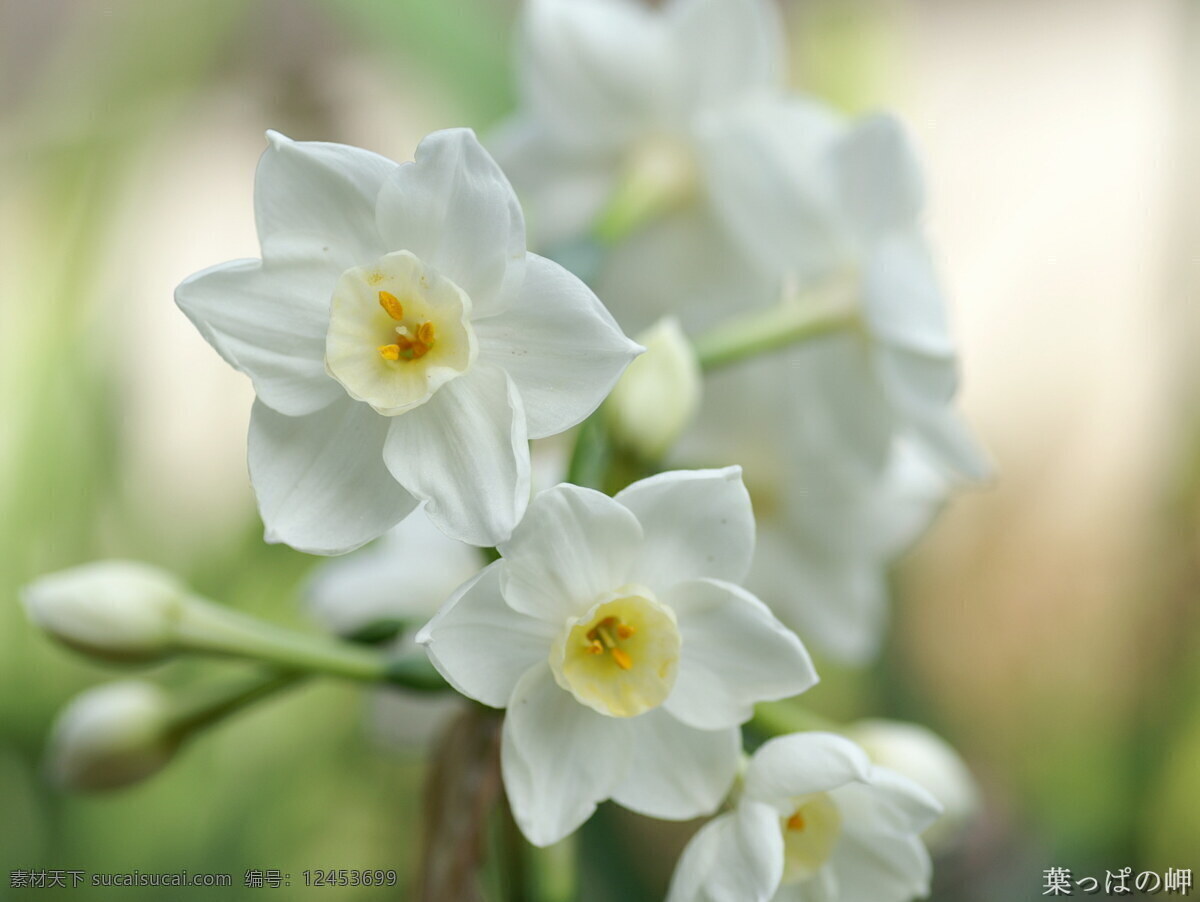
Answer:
[2,0,1198,898]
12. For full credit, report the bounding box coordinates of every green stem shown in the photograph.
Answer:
[750,700,842,738]
[692,285,857,372]
[171,597,447,691]
[167,667,306,738]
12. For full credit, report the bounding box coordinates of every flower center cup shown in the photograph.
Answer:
[325,250,476,415]
[780,793,842,884]
[551,588,681,718]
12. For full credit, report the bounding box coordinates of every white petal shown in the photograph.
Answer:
[501,664,632,846]
[487,117,621,248]
[789,334,895,487]
[476,253,641,439]
[498,483,643,623]
[383,365,530,548]
[695,97,848,281]
[875,346,990,481]
[254,131,394,264]
[774,867,838,902]
[662,578,816,730]
[417,562,556,708]
[835,767,944,837]
[306,510,484,634]
[376,128,525,317]
[175,251,344,417]
[519,0,673,152]
[861,231,954,357]
[666,802,783,902]
[750,528,889,666]
[593,203,777,335]
[616,468,756,591]
[248,398,417,555]
[834,114,924,246]
[667,0,784,111]
[745,733,871,806]
[610,710,739,820]
[829,832,931,902]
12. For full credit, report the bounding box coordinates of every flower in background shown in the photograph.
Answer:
[708,113,988,484]
[418,468,817,846]
[496,0,983,484]
[845,719,980,852]
[177,128,640,554]
[305,511,483,749]
[667,732,940,902]
[492,0,811,332]
[677,354,947,665]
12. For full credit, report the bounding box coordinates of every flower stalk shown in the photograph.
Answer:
[692,276,859,372]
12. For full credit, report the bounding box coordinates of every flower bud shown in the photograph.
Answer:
[605,317,701,460]
[846,719,980,851]
[22,561,186,663]
[48,681,178,791]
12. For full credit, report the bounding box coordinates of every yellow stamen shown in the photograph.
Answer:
[378,290,404,320]
[587,640,604,655]
[378,344,401,361]
[611,648,633,671]
[616,624,635,639]
[787,812,806,832]
[417,321,436,344]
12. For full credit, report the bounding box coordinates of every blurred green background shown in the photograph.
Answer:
[3,0,1199,898]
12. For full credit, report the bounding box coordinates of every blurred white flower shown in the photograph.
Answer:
[306,511,483,638]
[496,0,983,482]
[679,354,947,665]
[48,681,177,791]
[667,732,940,902]
[22,561,187,663]
[846,719,980,852]
[305,511,483,749]
[492,0,803,332]
[418,468,817,846]
[605,317,701,459]
[710,112,988,484]
[177,128,640,553]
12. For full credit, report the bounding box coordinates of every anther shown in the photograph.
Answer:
[787,812,806,832]
[378,290,404,320]
[378,344,401,361]
[611,648,633,671]
[616,624,635,639]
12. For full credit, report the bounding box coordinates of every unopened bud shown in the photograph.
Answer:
[22,561,186,663]
[605,317,701,459]
[48,681,178,791]
[846,719,980,850]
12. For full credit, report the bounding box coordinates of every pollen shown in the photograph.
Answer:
[787,812,806,832]
[378,290,405,320]
[584,616,636,670]
[377,311,436,362]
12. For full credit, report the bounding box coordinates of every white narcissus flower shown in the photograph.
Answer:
[667,732,941,902]
[708,112,988,485]
[417,468,818,846]
[492,0,795,332]
[678,353,947,665]
[177,128,641,554]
